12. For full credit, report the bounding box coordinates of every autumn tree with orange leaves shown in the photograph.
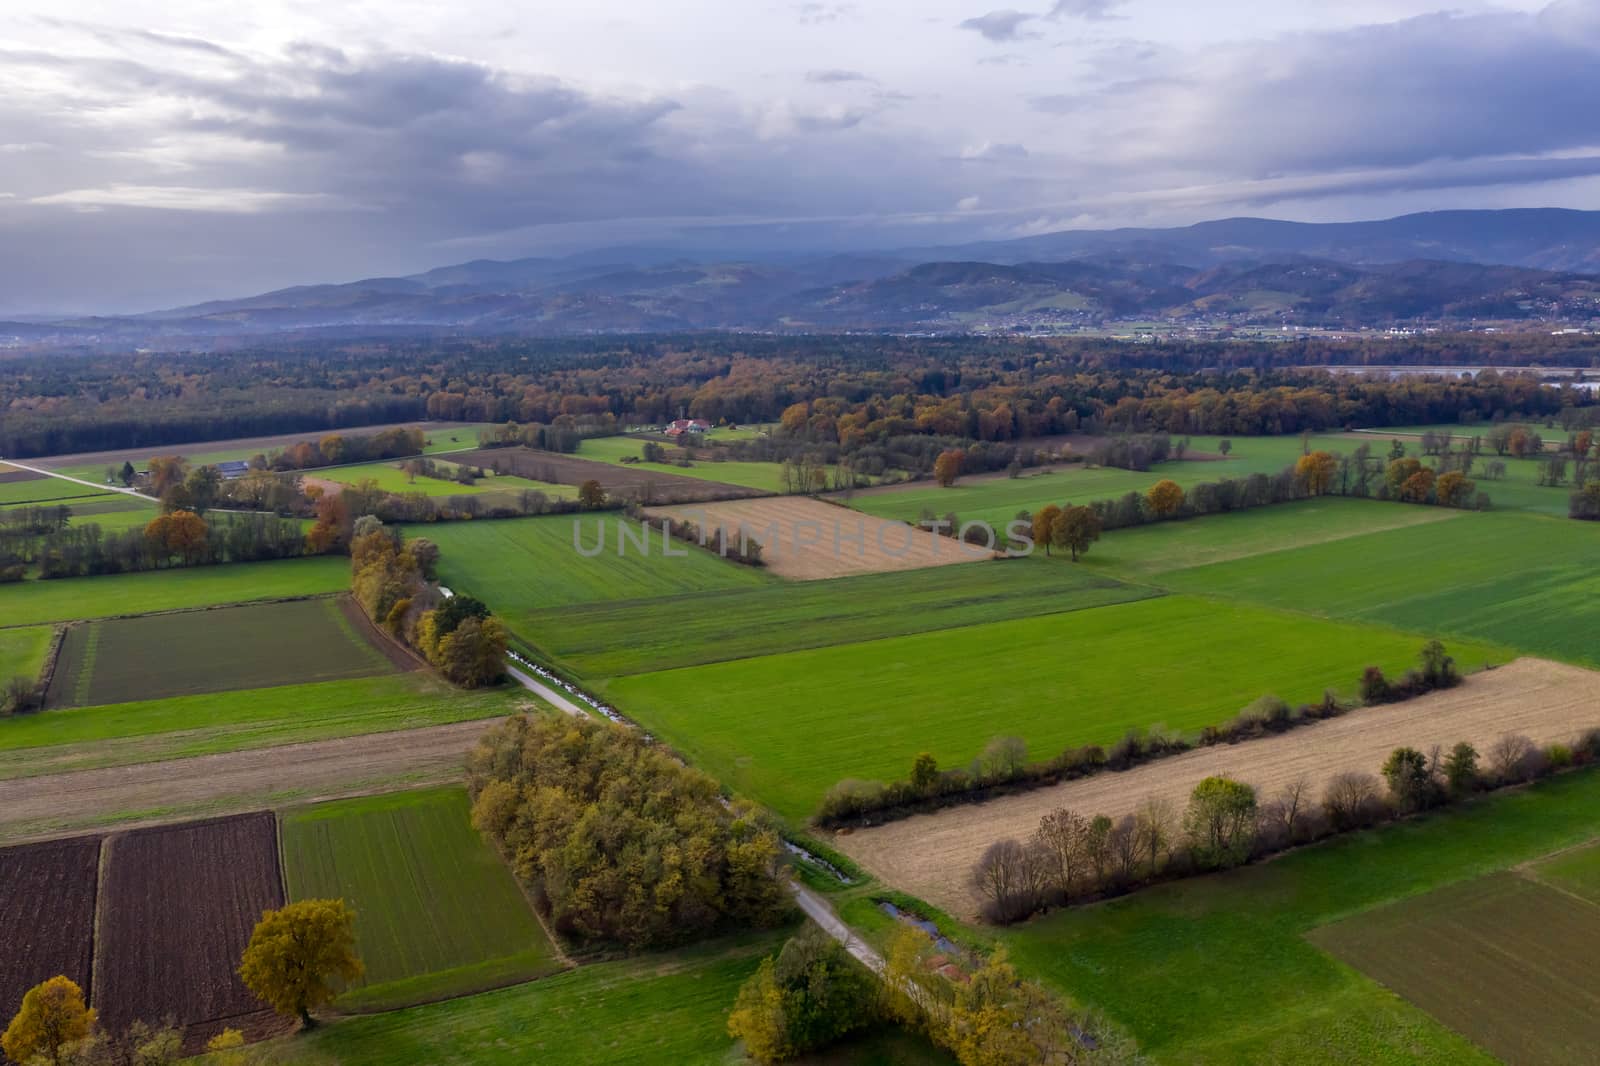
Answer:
[1295,450,1338,495]
[1145,479,1185,516]
[144,510,208,565]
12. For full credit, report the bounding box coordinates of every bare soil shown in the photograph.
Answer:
[28,420,486,470]
[834,658,1600,917]
[0,836,101,1023]
[0,719,507,843]
[453,446,760,504]
[0,467,44,484]
[647,497,994,580]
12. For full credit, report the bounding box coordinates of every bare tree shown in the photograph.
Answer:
[1489,734,1538,783]
[1033,808,1089,900]
[1278,775,1311,840]
[1133,795,1177,873]
[1323,771,1382,830]
[1109,816,1141,887]
[971,839,1044,922]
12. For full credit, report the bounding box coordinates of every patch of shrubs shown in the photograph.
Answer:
[972,727,1600,925]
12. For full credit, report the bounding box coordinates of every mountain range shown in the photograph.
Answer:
[11,209,1600,343]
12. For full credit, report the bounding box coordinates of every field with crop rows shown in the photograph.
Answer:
[47,598,398,708]
[282,788,562,1011]
[1531,840,1600,904]
[95,812,284,1033]
[603,595,1507,819]
[0,556,352,627]
[1309,872,1600,1066]
[0,837,101,1023]
[525,557,1157,678]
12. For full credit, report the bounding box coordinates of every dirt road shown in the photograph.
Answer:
[834,658,1600,918]
[0,719,507,843]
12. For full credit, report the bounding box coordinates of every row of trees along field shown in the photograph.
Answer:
[0,510,316,582]
[819,643,1469,827]
[973,723,1600,924]
[348,519,506,687]
[3,899,360,1065]
[727,926,1139,1066]
[6,333,1599,456]
[468,714,791,948]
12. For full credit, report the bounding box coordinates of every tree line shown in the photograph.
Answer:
[818,642,1467,828]
[467,713,791,949]
[973,724,1600,924]
[1,510,319,581]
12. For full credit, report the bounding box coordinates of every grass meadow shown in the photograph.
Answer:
[282,787,563,1011]
[0,674,523,779]
[218,931,952,1066]
[0,625,55,685]
[48,598,395,707]
[1002,767,1600,1066]
[420,513,776,616]
[578,436,797,492]
[0,478,115,507]
[0,555,352,627]
[526,558,1157,678]
[315,460,573,499]
[1159,509,1600,666]
[603,596,1508,820]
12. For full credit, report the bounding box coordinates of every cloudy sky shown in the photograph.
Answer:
[3,0,1600,312]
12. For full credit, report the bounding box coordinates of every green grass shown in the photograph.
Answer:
[603,596,1508,820]
[527,557,1158,678]
[1530,839,1600,904]
[281,787,562,1011]
[1307,871,1600,1066]
[579,437,797,492]
[418,514,776,617]
[0,556,351,627]
[1159,509,1600,666]
[48,598,395,708]
[211,932,951,1066]
[0,625,54,685]
[0,476,113,506]
[0,674,523,779]
[1002,767,1600,1065]
[315,460,571,499]
[1081,497,1461,579]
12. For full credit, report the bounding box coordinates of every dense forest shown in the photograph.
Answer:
[3,333,1599,457]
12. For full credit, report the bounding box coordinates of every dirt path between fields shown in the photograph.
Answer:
[0,719,509,844]
[834,658,1600,918]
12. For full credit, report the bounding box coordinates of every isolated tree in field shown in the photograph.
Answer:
[1382,747,1437,813]
[1031,504,1061,555]
[1218,438,1232,456]
[3,976,94,1065]
[1183,776,1257,869]
[118,461,136,487]
[1050,504,1101,561]
[578,479,607,509]
[239,898,363,1029]
[1145,479,1185,517]
[910,752,939,792]
[1295,450,1338,496]
[1443,742,1479,796]
[933,448,965,487]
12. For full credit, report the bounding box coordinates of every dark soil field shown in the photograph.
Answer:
[0,836,101,1020]
[1309,871,1600,1066]
[47,597,399,708]
[0,468,44,484]
[95,812,284,1034]
[454,446,759,503]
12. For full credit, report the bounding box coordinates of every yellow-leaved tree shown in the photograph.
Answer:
[2,975,95,1065]
[238,899,363,1029]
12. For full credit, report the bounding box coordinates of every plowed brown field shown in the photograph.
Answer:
[835,658,1600,917]
[0,837,101,1021]
[647,497,994,579]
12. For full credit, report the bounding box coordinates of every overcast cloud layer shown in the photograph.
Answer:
[2,0,1599,311]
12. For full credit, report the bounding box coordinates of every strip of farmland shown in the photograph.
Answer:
[94,812,284,1034]
[836,657,1600,917]
[0,837,101,1023]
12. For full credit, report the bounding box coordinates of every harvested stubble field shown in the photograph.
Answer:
[0,836,101,1022]
[95,812,284,1034]
[647,496,993,580]
[282,788,562,1011]
[604,596,1506,820]
[1308,871,1600,1066]
[452,446,759,504]
[46,597,400,708]
[837,658,1599,917]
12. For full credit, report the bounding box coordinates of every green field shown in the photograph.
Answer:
[282,788,562,1011]
[1308,871,1600,1066]
[578,437,796,492]
[0,476,114,507]
[0,674,522,780]
[1003,767,1600,1065]
[1159,510,1600,666]
[47,598,396,708]
[603,596,1507,820]
[0,556,351,627]
[315,460,572,499]
[420,514,776,617]
[221,932,951,1066]
[1531,840,1600,904]
[527,558,1158,678]
[0,625,55,685]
